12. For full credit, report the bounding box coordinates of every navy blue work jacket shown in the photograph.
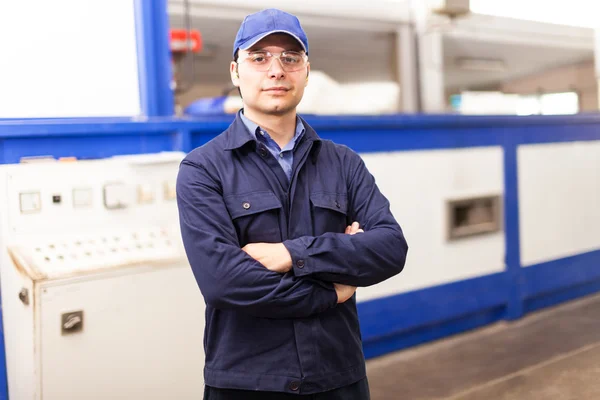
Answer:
[176,112,408,395]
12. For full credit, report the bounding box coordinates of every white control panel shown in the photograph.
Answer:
[5,152,180,238]
[0,152,205,400]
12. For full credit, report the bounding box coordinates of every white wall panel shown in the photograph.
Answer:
[356,147,505,302]
[0,0,140,118]
[519,141,600,266]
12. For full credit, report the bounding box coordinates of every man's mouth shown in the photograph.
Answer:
[264,87,290,92]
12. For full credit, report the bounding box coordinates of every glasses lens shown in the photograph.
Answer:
[244,51,306,72]
[280,52,305,71]
[247,52,270,68]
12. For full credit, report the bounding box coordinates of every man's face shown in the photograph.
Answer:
[231,33,310,117]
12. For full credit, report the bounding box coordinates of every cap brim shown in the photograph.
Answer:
[239,30,307,53]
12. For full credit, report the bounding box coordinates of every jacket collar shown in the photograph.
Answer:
[224,111,322,162]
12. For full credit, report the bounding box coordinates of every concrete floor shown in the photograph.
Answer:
[366,293,600,400]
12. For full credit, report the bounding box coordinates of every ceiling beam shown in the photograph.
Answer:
[168,0,410,32]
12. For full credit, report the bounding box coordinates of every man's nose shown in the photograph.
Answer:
[268,57,286,79]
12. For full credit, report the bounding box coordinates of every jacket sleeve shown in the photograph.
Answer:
[283,151,408,287]
[176,159,338,319]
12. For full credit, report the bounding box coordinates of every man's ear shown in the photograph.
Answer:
[305,62,310,86]
[230,62,240,86]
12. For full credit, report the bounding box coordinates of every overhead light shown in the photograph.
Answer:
[455,57,507,72]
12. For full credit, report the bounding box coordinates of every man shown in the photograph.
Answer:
[176,8,408,400]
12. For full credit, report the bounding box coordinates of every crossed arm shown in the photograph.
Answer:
[242,222,365,304]
[177,155,407,319]
[242,153,408,289]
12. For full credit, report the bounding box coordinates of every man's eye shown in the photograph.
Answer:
[250,55,268,63]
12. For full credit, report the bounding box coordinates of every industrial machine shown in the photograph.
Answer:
[0,152,205,399]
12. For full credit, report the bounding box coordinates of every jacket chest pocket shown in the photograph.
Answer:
[310,192,349,235]
[224,191,283,246]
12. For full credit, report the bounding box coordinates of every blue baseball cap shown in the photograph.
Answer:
[233,9,309,58]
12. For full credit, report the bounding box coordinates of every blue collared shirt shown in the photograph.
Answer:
[240,110,305,181]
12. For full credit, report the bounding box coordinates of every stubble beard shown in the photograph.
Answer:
[258,95,300,116]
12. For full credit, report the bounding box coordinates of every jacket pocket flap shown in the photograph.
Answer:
[310,192,348,214]
[225,191,283,219]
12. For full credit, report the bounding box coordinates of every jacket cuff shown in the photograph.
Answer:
[283,237,313,277]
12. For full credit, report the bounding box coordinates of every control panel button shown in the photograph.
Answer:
[103,183,132,210]
[73,188,93,208]
[19,192,41,214]
[163,181,176,201]
[137,184,155,204]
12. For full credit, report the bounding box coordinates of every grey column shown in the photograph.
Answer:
[418,30,446,113]
[396,24,420,113]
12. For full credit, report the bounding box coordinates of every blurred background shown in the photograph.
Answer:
[168,0,599,117]
[0,1,599,400]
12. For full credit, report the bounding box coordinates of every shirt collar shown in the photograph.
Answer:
[239,109,305,147]
[239,110,261,140]
[224,110,319,153]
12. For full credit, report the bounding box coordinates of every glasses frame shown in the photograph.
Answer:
[237,50,309,72]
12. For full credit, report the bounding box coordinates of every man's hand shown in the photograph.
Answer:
[334,283,357,303]
[345,221,364,235]
[242,243,292,273]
